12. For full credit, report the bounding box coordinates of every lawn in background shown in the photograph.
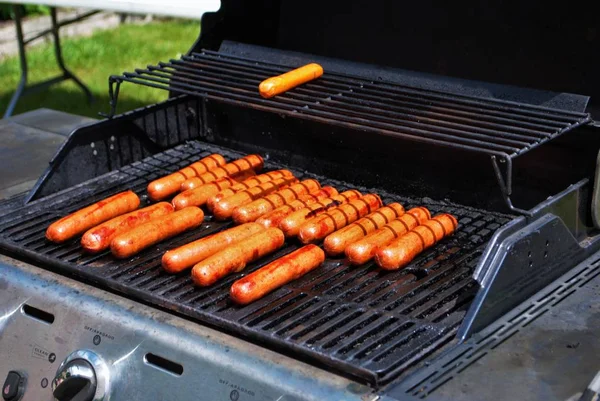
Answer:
[0,19,200,118]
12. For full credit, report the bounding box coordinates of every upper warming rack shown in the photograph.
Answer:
[108,50,592,214]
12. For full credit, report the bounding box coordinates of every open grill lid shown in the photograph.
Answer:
[195,0,598,118]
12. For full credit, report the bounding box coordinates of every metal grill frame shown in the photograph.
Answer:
[107,50,593,215]
[0,140,513,387]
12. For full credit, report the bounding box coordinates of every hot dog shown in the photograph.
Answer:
[212,176,299,220]
[255,187,339,228]
[46,190,140,243]
[162,222,264,273]
[147,154,226,201]
[375,213,458,270]
[259,63,324,98]
[232,179,322,224]
[111,206,204,259]
[191,227,285,287]
[323,203,405,256]
[230,244,325,305]
[207,169,295,211]
[298,194,383,244]
[180,154,264,191]
[170,169,256,210]
[81,202,174,253]
[345,207,430,265]
[279,190,362,237]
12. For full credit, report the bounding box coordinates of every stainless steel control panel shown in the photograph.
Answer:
[0,257,376,401]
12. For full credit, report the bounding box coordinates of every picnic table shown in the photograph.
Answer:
[4,0,220,117]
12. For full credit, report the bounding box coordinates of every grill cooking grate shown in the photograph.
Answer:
[0,140,512,386]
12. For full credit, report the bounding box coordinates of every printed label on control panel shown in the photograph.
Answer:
[31,343,52,361]
[219,378,256,399]
[84,325,115,341]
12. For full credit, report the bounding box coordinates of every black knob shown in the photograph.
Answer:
[2,371,26,401]
[52,359,96,401]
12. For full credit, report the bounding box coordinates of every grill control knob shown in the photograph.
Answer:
[52,350,109,401]
[52,360,96,401]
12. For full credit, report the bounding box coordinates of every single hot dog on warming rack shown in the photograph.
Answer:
[375,213,458,270]
[110,206,204,259]
[147,154,226,201]
[180,154,264,191]
[232,179,322,224]
[345,207,430,265]
[81,202,174,253]
[298,194,383,244]
[259,63,324,98]
[323,202,405,256]
[279,190,362,237]
[230,244,325,305]
[46,190,140,243]
[191,227,285,287]
[162,222,264,273]
[255,187,338,228]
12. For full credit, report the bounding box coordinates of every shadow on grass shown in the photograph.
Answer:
[0,83,165,119]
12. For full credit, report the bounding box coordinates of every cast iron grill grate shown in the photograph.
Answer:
[0,140,512,386]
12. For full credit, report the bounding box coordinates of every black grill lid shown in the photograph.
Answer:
[196,0,598,117]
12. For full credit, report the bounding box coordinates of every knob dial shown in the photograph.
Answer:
[52,350,108,401]
[52,359,96,401]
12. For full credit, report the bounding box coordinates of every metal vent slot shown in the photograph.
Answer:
[0,140,512,386]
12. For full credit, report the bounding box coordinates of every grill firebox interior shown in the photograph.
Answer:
[0,140,512,386]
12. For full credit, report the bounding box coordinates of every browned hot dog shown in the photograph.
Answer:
[180,154,264,191]
[255,187,339,228]
[147,154,226,201]
[170,173,256,210]
[345,207,430,265]
[298,194,383,244]
[46,190,140,243]
[232,179,322,224]
[191,227,285,286]
[323,203,405,256]
[162,222,264,273]
[230,244,325,305]
[375,214,458,270]
[207,169,295,211]
[111,206,204,258]
[81,202,174,253]
[212,177,299,220]
[279,190,362,237]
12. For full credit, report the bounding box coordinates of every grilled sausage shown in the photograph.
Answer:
[232,179,322,224]
[111,206,204,258]
[180,154,264,191]
[191,227,285,286]
[279,190,362,237]
[212,177,299,220]
[162,222,264,273]
[345,207,430,265]
[298,194,383,244]
[375,214,458,270]
[81,202,174,253]
[207,169,295,211]
[170,170,254,210]
[147,154,226,201]
[255,187,339,228]
[46,190,140,243]
[323,203,405,256]
[230,244,325,305]
[259,63,324,98]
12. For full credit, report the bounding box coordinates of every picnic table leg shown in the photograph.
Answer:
[3,5,28,118]
[49,7,95,105]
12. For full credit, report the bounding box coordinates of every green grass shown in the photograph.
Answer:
[0,19,200,118]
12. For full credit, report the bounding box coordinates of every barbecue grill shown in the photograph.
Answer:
[2,1,600,400]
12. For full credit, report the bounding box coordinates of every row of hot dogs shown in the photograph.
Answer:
[45,152,458,304]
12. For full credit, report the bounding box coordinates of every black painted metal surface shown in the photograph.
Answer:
[0,140,512,387]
